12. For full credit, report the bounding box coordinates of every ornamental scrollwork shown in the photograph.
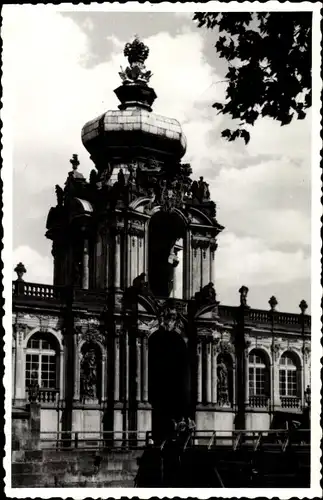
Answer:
[271,342,281,361]
[159,300,184,334]
[302,344,311,363]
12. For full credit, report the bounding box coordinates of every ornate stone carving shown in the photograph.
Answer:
[28,371,40,403]
[159,300,183,333]
[302,344,311,363]
[272,342,281,361]
[75,319,106,347]
[214,339,234,355]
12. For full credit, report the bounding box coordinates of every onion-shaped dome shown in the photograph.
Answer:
[81,37,187,167]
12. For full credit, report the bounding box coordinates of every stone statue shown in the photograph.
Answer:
[217,360,229,405]
[28,371,40,403]
[190,180,199,200]
[55,185,64,207]
[117,168,125,187]
[195,282,217,307]
[239,286,249,307]
[80,349,98,401]
[132,272,149,294]
[89,169,98,186]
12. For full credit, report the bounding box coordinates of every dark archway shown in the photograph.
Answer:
[148,211,185,297]
[148,330,190,443]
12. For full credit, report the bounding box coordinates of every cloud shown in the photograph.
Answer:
[210,156,310,248]
[13,246,53,284]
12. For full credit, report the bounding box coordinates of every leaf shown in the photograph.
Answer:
[212,102,224,110]
[193,12,311,142]
[240,129,250,145]
[221,129,232,139]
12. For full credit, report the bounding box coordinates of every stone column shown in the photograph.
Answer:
[28,403,41,451]
[101,353,107,403]
[125,331,129,401]
[142,335,148,402]
[191,241,201,297]
[197,341,202,404]
[114,337,120,401]
[206,341,212,403]
[74,338,80,401]
[115,234,121,289]
[232,362,236,407]
[136,337,142,402]
[82,239,89,289]
[202,247,210,288]
[273,352,281,407]
[209,247,215,283]
[59,350,64,401]
[212,345,217,404]
[15,331,25,401]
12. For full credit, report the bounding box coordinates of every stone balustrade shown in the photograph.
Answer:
[12,281,310,330]
[248,395,269,408]
[281,396,301,409]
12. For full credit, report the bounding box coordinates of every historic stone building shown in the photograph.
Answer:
[12,38,311,446]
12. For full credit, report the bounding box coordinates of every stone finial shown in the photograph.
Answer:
[70,153,80,171]
[299,299,308,315]
[239,285,249,307]
[118,36,153,86]
[14,262,26,281]
[68,154,84,180]
[124,35,149,65]
[269,295,278,312]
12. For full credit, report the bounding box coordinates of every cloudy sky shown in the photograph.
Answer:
[4,6,312,313]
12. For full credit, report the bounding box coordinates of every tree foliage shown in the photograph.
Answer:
[193,12,312,144]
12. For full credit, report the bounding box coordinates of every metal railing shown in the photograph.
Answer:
[186,429,310,451]
[40,430,150,450]
[40,429,310,452]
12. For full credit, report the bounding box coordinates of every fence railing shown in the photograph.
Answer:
[186,429,310,451]
[40,428,310,451]
[40,430,150,450]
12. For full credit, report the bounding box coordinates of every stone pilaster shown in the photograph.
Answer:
[142,335,148,402]
[136,337,142,402]
[197,341,202,404]
[206,341,212,403]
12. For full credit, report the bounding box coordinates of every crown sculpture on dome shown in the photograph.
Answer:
[119,35,153,84]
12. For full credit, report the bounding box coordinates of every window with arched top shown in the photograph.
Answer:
[248,349,270,399]
[279,352,300,397]
[25,332,59,389]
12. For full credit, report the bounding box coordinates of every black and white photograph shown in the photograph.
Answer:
[3,2,321,497]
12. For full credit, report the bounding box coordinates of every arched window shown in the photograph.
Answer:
[248,349,270,400]
[25,333,58,389]
[279,352,300,397]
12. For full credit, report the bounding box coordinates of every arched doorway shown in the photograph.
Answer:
[148,211,185,297]
[148,329,190,443]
